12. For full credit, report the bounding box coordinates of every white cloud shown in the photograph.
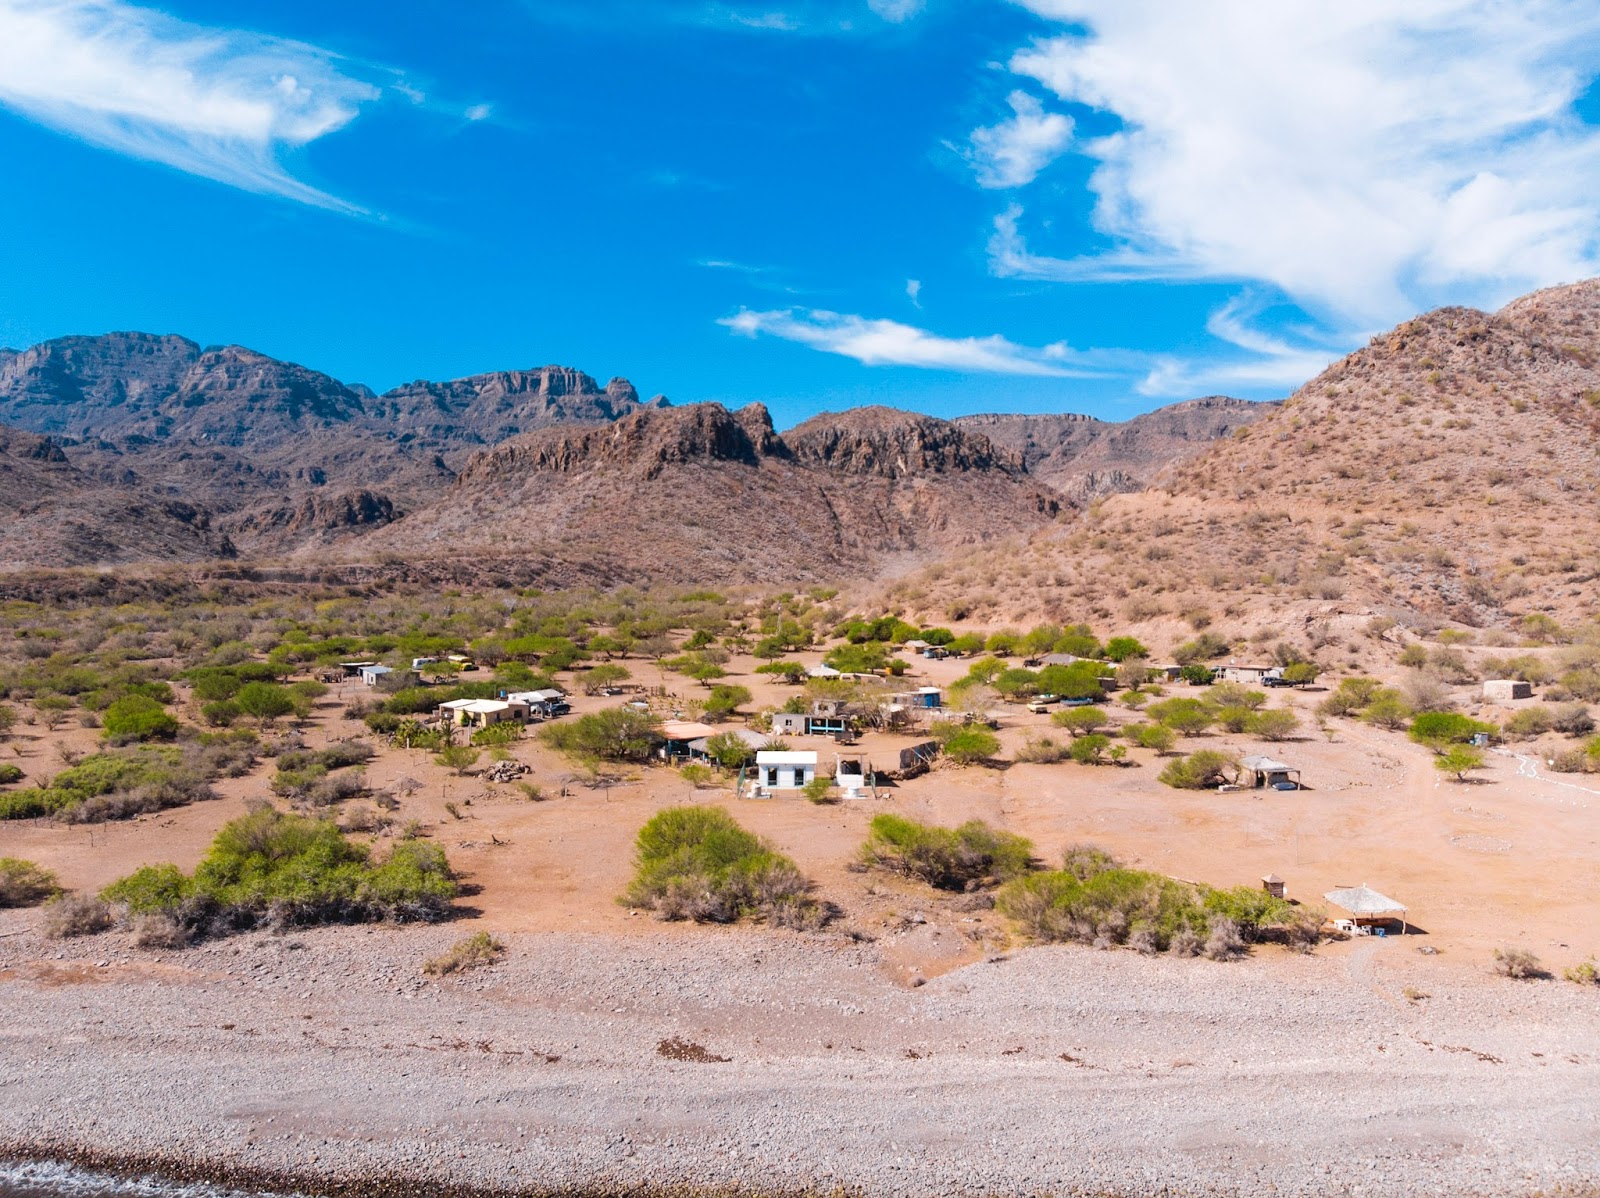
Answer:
[1138,294,1340,396]
[720,307,1114,376]
[868,0,924,22]
[0,0,379,210]
[905,278,922,306]
[995,0,1600,326]
[464,103,493,122]
[966,90,1074,189]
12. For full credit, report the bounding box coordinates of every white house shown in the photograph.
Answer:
[358,664,393,687]
[438,698,524,728]
[834,754,872,798]
[751,750,817,796]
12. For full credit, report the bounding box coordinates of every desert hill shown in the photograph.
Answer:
[956,396,1271,501]
[0,423,234,566]
[360,403,1065,586]
[0,333,667,555]
[0,331,1260,576]
[888,280,1600,637]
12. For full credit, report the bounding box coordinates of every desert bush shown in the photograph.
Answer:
[434,744,481,776]
[423,931,506,977]
[1127,722,1176,753]
[1059,842,1119,881]
[1409,712,1495,749]
[131,911,192,949]
[101,807,457,937]
[1146,697,1214,737]
[1359,689,1413,730]
[1203,916,1245,960]
[937,726,1001,765]
[1052,706,1109,736]
[1503,706,1555,740]
[1158,750,1236,790]
[1245,708,1301,741]
[622,805,823,926]
[235,681,296,724]
[0,857,59,906]
[1068,733,1112,764]
[470,721,523,746]
[543,707,662,763]
[998,867,1310,956]
[1173,633,1230,665]
[1318,676,1381,717]
[1550,703,1595,736]
[1562,959,1598,986]
[859,814,1033,890]
[0,744,231,824]
[1401,673,1456,714]
[41,893,114,938]
[101,694,180,744]
[1014,735,1070,764]
[1492,947,1545,979]
[0,764,22,786]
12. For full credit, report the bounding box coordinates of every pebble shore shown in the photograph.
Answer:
[2,911,1597,1198]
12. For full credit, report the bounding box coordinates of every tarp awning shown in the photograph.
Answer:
[1324,884,1406,915]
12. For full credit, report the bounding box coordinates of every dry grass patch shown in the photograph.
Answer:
[424,931,507,977]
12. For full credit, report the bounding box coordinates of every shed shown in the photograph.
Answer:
[1324,884,1407,934]
[896,740,939,778]
[833,754,873,798]
[659,719,718,759]
[358,665,393,687]
[1240,754,1301,790]
[1482,679,1533,702]
[339,660,378,678]
[751,750,817,794]
[770,711,808,736]
[1262,874,1285,899]
[909,686,942,709]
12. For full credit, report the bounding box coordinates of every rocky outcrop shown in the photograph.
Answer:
[786,407,1026,478]
[236,490,399,536]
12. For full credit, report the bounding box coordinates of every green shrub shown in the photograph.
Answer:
[102,694,180,744]
[998,867,1314,954]
[1052,706,1108,736]
[0,764,22,785]
[0,857,60,906]
[199,699,242,727]
[936,725,1001,765]
[622,805,823,927]
[235,681,296,723]
[1158,750,1236,789]
[470,721,523,746]
[1014,735,1070,764]
[0,744,240,823]
[1127,722,1176,753]
[1409,712,1495,748]
[1146,697,1214,737]
[859,814,1033,890]
[101,807,457,937]
[1318,676,1381,717]
[702,731,756,769]
[1060,842,1120,881]
[1068,733,1111,764]
[543,708,662,762]
[1244,708,1300,741]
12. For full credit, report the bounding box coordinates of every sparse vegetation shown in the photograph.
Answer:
[100,805,457,937]
[0,857,60,906]
[859,814,1032,890]
[1492,946,1545,979]
[423,931,506,977]
[622,805,824,928]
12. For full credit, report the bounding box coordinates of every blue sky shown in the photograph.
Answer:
[3,1,1600,428]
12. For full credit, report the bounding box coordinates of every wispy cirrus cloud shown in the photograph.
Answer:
[720,307,1116,377]
[986,0,1600,327]
[0,0,381,211]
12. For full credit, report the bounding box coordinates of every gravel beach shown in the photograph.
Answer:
[1,911,1597,1198]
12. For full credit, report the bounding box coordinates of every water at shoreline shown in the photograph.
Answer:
[0,1162,283,1198]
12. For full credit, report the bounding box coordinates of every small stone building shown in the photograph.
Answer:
[1482,679,1533,701]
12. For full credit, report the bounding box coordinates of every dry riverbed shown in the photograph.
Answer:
[1,912,1597,1198]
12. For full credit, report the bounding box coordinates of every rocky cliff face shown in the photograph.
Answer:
[786,406,1027,478]
[955,396,1272,498]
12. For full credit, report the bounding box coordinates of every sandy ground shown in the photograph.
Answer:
[3,650,1599,1194]
[1,914,1598,1198]
[6,653,1597,974]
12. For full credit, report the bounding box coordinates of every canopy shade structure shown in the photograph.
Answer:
[1325,884,1408,933]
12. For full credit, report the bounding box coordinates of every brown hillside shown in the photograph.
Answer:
[956,396,1272,501]
[359,403,1066,587]
[887,281,1600,639]
[0,424,235,566]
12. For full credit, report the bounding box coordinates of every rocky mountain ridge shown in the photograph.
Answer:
[0,330,1266,582]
